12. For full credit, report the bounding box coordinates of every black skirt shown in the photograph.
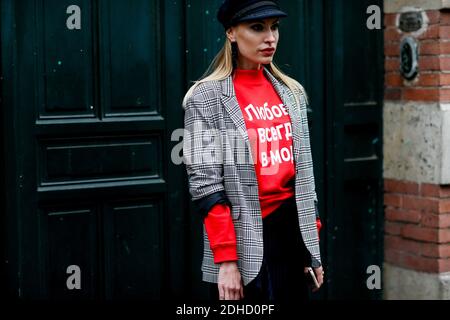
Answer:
[210,196,310,302]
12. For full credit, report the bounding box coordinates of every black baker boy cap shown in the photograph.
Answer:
[217,0,288,30]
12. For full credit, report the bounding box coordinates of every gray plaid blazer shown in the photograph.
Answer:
[183,67,322,286]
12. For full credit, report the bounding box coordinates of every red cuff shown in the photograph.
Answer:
[204,203,238,264]
[211,244,238,264]
[316,218,322,240]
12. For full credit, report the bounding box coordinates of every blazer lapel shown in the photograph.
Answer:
[220,75,255,163]
[263,67,303,164]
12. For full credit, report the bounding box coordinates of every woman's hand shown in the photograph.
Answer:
[218,261,244,300]
[312,266,324,292]
[304,266,324,292]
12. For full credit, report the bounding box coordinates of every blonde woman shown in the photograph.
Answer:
[183,0,324,302]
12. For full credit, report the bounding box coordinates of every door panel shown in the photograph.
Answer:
[104,199,163,299]
[100,0,161,116]
[40,204,98,299]
[38,0,94,117]
[38,136,160,184]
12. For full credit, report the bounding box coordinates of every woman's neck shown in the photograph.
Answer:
[236,60,261,70]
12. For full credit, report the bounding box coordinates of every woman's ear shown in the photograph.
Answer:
[226,28,236,43]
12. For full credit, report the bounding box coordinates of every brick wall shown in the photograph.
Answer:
[383,1,450,299]
[384,10,450,102]
[384,180,450,273]
[384,8,450,276]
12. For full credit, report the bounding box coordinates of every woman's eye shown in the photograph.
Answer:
[251,24,264,32]
[271,23,280,31]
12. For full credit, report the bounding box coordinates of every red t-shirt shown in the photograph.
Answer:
[204,68,321,263]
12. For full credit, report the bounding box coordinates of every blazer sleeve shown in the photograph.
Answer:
[297,84,322,268]
[296,84,320,220]
[183,89,226,202]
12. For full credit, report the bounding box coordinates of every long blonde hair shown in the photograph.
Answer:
[182,39,307,109]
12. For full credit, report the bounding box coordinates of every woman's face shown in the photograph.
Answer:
[227,17,280,70]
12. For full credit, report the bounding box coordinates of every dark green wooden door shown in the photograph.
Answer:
[324,0,384,299]
[1,0,186,299]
